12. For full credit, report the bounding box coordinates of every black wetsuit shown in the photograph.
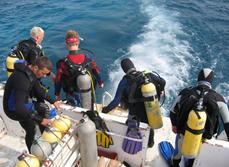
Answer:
[170,85,229,139]
[104,71,166,123]
[3,63,55,151]
[170,84,229,167]
[17,38,44,65]
[103,71,166,147]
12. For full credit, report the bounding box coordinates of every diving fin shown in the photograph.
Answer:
[158,141,175,166]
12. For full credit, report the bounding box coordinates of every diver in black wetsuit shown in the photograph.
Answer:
[170,68,229,167]
[6,26,45,76]
[3,57,61,152]
[102,58,166,147]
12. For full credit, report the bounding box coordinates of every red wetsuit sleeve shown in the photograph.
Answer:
[55,60,65,96]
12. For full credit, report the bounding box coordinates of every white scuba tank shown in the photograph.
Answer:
[77,72,92,110]
[77,115,98,167]
[181,97,207,158]
[141,82,163,129]
[30,137,52,161]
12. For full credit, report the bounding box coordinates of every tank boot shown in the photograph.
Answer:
[171,158,181,167]
[148,128,154,148]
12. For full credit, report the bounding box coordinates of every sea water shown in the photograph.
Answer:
[0,0,228,110]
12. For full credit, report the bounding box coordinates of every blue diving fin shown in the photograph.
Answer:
[158,141,175,166]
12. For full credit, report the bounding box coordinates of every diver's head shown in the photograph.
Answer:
[121,58,136,74]
[30,26,45,45]
[65,30,80,47]
[197,68,214,88]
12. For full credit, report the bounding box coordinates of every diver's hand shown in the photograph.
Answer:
[160,91,165,96]
[101,106,109,114]
[98,80,104,88]
[41,118,51,126]
[99,82,104,88]
[100,83,104,88]
[172,126,177,133]
[53,101,63,111]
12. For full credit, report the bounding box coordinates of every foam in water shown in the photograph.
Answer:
[215,83,229,102]
[108,0,197,110]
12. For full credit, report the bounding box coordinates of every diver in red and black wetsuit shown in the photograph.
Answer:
[55,30,104,107]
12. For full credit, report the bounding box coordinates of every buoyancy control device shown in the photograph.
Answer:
[77,115,98,167]
[181,94,207,158]
[141,72,163,129]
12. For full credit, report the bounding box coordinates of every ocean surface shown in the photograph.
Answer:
[0,0,228,111]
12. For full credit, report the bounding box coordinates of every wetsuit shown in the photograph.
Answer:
[103,70,166,147]
[55,50,103,106]
[6,38,44,77]
[3,63,55,152]
[170,83,229,167]
[16,38,44,65]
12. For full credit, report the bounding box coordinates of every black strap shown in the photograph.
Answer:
[7,68,14,72]
[78,88,91,93]
[8,53,18,58]
[128,94,158,103]
[185,110,205,135]
[186,125,204,135]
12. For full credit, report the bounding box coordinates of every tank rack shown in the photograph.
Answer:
[41,125,80,167]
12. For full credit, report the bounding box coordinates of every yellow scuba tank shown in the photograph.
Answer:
[6,48,24,77]
[141,82,163,129]
[181,97,207,158]
[41,126,62,144]
[16,153,40,167]
[51,115,72,133]
[6,54,19,77]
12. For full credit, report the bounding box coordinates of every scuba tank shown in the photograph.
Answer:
[141,81,163,129]
[51,115,72,133]
[6,54,19,77]
[77,72,92,110]
[6,46,25,77]
[77,115,98,167]
[41,126,62,144]
[181,96,207,158]
[30,137,52,161]
[16,153,40,167]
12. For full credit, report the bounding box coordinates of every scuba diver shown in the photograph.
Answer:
[102,58,166,148]
[6,26,45,76]
[6,26,54,106]
[3,57,61,152]
[170,68,229,167]
[55,30,104,110]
